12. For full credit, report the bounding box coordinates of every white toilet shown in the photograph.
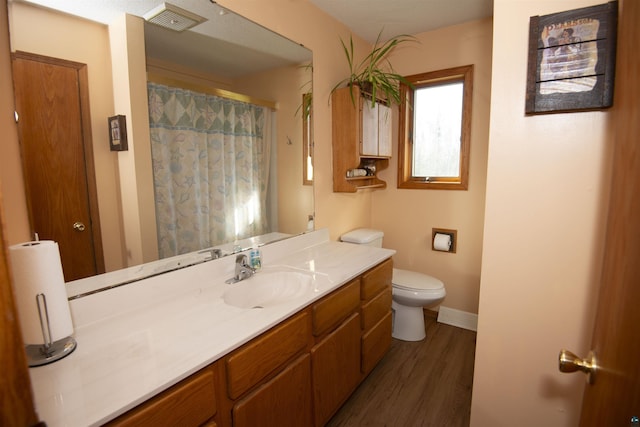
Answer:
[340,228,446,342]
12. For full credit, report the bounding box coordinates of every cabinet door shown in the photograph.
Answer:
[378,102,392,157]
[362,311,393,375]
[311,312,361,426]
[232,354,312,427]
[361,100,379,156]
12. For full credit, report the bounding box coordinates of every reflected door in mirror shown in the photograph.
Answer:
[12,52,104,281]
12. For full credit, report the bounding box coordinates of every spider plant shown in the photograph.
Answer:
[331,30,417,107]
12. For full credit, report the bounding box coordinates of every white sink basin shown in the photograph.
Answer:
[222,271,314,309]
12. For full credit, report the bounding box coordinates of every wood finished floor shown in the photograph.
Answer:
[327,314,477,427]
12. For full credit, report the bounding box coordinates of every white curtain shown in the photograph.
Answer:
[147,82,272,258]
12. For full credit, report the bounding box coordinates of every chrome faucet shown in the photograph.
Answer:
[225,254,255,284]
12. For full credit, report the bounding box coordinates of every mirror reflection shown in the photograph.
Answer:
[6,0,313,293]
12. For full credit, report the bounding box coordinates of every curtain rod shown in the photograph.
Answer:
[147,72,278,111]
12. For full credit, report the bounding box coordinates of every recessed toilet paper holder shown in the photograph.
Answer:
[432,228,457,253]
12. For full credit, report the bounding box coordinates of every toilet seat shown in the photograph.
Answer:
[392,268,444,291]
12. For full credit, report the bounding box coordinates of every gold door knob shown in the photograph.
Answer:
[73,222,86,232]
[558,349,597,384]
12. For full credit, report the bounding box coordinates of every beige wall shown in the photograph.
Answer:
[109,14,158,266]
[7,3,126,271]
[471,0,612,425]
[373,18,493,315]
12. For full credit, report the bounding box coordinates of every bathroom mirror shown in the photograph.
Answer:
[6,0,313,295]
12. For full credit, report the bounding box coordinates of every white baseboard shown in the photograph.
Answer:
[437,306,478,332]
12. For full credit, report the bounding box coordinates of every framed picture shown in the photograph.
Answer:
[108,115,128,151]
[525,1,618,114]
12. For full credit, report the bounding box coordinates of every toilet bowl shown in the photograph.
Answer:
[391,268,445,341]
[340,228,446,342]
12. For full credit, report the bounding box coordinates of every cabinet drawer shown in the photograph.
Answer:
[312,278,360,336]
[106,366,217,427]
[361,287,392,331]
[361,311,392,374]
[232,353,312,427]
[226,311,310,399]
[361,259,392,300]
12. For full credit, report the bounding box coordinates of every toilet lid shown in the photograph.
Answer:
[392,268,444,290]
[340,228,384,244]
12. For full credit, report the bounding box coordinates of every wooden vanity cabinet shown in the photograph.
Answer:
[332,85,391,192]
[107,259,393,427]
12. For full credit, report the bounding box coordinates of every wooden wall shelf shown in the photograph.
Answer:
[331,86,391,193]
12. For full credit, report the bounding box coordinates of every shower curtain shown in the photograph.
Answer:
[147,82,272,258]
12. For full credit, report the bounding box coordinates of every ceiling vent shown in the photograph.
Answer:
[143,3,207,32]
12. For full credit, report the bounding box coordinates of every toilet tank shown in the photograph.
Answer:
[340,229,384,248]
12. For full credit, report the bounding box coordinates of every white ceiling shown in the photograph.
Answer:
[309,0,493,43]
[19,0,493,44]
[15,0,493,76]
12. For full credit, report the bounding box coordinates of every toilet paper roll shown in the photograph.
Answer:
[433,233,452,251]
[9,241,74,345]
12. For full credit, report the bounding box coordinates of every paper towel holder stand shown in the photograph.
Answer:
[25,293,77,367]
[432,228,457,253]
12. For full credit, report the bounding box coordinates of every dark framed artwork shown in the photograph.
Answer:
[108,115,128,151]
[525,1,618,114]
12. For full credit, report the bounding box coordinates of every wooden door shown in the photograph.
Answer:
[11,52,104,281]
[578,0,640,423]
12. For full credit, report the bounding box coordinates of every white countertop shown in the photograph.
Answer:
[29,229,395,426]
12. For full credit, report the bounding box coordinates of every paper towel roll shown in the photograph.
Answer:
[433,233,452,251]
[9,241,73,345]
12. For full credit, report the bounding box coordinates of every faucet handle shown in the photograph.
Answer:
[236,254,250,266]
[199,248,222,260]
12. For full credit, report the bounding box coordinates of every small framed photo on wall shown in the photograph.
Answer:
[108,115,128,151]
[525,1,618,114]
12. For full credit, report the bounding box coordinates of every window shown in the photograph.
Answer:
[398,65,473,190]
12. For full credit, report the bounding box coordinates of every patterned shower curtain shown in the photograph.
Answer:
[147,82,272,259]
